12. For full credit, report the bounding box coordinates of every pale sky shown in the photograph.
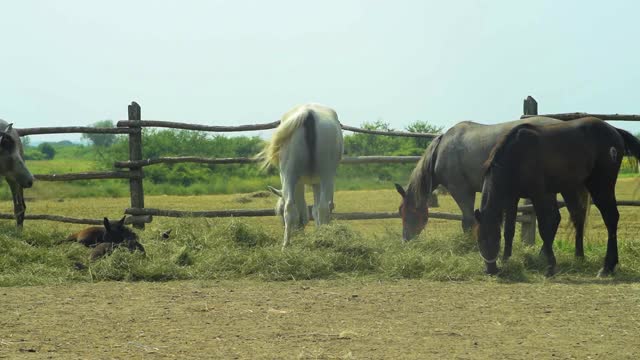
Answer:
[1,0,639,142]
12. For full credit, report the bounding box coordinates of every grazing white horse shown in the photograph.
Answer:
[259,104,343,248]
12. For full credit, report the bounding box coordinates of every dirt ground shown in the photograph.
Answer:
[1,280,639,359]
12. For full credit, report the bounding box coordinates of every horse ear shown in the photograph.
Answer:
[267,186,282,197]
[118,216,126,226]
[474,209,482,223]
[5,124,12,132]
[103,217,111,230]
[394,183,406,198]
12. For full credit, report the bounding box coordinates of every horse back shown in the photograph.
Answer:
[67,226,105,247]
[434,117,563,191]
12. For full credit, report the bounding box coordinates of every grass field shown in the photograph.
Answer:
[1,177,639,286]
[1,178,639,358]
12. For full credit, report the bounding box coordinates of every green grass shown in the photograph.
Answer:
[2,178,640,286]
[3,217,640,287]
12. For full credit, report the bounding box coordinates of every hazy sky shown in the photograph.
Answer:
[2,0,639,142]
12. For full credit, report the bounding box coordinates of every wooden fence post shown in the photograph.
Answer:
[520,96,537,245]
[128,102,145,229]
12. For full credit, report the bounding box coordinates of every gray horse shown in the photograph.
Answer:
[0,119,35,227]
[395,116,589,259]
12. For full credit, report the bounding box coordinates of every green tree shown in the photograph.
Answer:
[405,120,444,149]
[82,120,117,147]
[38,143,56,159]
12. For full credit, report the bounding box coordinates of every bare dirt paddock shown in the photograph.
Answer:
[1,280,638,359]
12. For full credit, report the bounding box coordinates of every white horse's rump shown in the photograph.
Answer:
[259,104,343,248]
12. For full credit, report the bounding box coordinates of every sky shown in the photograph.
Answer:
[1,0,639,143]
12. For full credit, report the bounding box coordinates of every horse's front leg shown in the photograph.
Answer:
[532,195,561,277]
[7,179,26,229]
[502,198,519,261]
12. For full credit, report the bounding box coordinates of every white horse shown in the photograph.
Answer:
[259,104,343,248]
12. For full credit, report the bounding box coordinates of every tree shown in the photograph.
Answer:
[82,120,117,147]
[38,143,56,159]
[405,120,444,149]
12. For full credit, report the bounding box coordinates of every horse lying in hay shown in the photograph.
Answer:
[258,103,343,248]
[474,117,640,277]
[0,119,35,227]
[395,116,589,260]
[66,216,145,260]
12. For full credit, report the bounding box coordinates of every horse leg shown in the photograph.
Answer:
[317,177,335,226]
[587,183,619,276]
[449,187,475,232]
[7,179,26,229]
[281,177,300,249]
[503,197,519,261]
[294,182,308,227]
[561,188,588,258]
[532,195,560,277]
[312,184,321,226]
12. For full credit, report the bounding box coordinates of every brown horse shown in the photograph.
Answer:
[474,117,640,277]
[66,216,144,259]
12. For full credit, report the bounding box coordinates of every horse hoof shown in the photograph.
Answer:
[545,267,556,278]
[502,255,511,262]
[597,268,614,278]
[484,262,500,275]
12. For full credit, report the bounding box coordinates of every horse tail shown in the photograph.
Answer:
[303,110,316,173]
[409,134,442,203]
[257,107,315,170]
[615,127,640,159]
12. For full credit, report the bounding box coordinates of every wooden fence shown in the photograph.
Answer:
[9,97,640,244]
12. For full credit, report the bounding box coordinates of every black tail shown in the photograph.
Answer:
[616,128,640,159]
[303,110,316,174]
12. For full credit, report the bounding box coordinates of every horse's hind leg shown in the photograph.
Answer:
[562,188,589,258]
[312,184,321,226]
[280,177,300,249]
[316,177,335,226]
[532,195,561,277]
[587,182,619,276]
[7,179,26,228]
[448,187,475,232]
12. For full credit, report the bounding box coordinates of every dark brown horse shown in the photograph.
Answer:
[474,117,640,276]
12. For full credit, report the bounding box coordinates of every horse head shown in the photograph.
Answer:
[103,216,139,245]
[395,183,428,241]
[0,123,34,188]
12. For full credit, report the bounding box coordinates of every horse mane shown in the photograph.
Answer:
[257,106,316,170]
[407,134,442,203]
[483,123,538,175]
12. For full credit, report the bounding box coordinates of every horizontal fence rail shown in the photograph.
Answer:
[115,119,440,138]
[17,126,134,136]
[0,213,152,225]
[521,113,640,122]
[34,171,141,181]
[116,120,281,132]
[113,155,422,168]
[125,207,533,222]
